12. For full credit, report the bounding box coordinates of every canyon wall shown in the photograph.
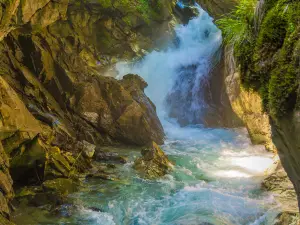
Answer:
[218,0,300,214]
[0,0,179,222]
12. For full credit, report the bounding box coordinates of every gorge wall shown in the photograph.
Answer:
[0,0,180,223]
[219,0,300,213]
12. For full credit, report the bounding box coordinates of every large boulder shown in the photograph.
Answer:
[71,74,165,146]
[134,142,173,179]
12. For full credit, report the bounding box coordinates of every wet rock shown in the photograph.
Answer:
[262,163,298,213]
[174,1,199,24]
[42,178,80,196]
[196,0,238,19]
[87,171,118,181]
[134,142,173,179]
[81,140,96,159]
[273,212,300,225]
[95,152,127,164]
[225,72,276,152]
[72,75,165,145]
[88,207,103,213]
[0,214,14,225]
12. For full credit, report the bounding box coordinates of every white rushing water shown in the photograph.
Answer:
[116,5,222,124]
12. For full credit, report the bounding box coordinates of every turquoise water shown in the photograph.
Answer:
[55,123,279,225]
[12,124,280,224]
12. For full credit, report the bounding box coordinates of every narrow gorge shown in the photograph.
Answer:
[0,0,299,225]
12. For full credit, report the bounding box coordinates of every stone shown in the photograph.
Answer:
[134,142,174,179]
[10,137,46,185]
[262,163,298,213]
[81,140,96,159]
[0,76,42,142]
[225,72,276,152]
[95,152,127,164]
[273,212,300,225]
[72,75,165,145]
[42,178,80,196]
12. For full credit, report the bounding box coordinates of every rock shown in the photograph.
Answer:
[174,1,199,24]
[95,152,127,164]
[72,75,165,146]
[271,111,300,210]
[0,214,14,225]
[134,142,173,179]
[196,0,238,19]
[225,72,276,152]
[42,178,80,196]
[87,171,119,181]
[0,76,42,142]
[81,140,96,159]
[262,163,298,213]
[0,140,13,224]
[273,212,300,225]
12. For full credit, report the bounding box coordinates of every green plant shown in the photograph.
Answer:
[217,0,257,77]
[217,0,257,47]
[218,0,300,118]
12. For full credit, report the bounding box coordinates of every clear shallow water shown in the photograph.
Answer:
[13,5,280,225]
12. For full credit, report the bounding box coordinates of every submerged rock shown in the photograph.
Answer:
[134,142,173,179]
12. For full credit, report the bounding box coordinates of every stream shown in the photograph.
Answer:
[13,5,281,225]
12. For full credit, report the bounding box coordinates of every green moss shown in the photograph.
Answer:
[220,0,300,119]
[268,65,297,117]
[255,6,287,57]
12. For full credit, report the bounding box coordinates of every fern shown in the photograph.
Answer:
[216,0,257,48]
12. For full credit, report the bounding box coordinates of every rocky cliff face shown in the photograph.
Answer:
[220,0,300,213]
[0,0,179,222]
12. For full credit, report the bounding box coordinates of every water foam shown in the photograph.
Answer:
[116,6,222,124]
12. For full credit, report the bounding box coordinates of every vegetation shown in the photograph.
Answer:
[217,0,300,118]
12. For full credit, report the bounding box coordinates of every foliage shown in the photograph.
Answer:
[218,0,300,118]
[216,0,257,76]
[217,0,257,47]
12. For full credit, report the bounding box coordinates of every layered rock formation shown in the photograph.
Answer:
[0,0,179,222]
[225,72,275,152]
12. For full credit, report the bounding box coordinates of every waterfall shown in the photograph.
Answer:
[116,5,222,126]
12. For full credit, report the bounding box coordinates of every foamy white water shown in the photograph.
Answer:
[116,5,222,123]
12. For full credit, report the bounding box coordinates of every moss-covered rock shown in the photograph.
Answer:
[134,142,173,179]
[42,178,80,196]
